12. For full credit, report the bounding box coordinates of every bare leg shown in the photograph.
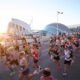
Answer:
[20,73,24,80]
[27,74,33,80]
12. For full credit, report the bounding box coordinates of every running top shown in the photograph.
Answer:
[19,57,28,69]
[33,49,39,60]
[19,57,26,66]
[64,50,72,61]
[52,50,59,57]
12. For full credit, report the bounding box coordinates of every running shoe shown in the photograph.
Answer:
[62,72,67,76]
[10,71,16,76]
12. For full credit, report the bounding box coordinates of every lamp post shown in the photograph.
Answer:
[57,11,63,35]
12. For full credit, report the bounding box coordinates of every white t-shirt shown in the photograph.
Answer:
[64,50,71,61]
[19,57,26,66]
[61,39,65,45]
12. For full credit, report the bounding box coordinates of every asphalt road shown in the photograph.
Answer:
[0,42,80,80]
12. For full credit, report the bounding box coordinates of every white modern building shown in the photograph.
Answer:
[45,23,71,36]
[7,18,32,37]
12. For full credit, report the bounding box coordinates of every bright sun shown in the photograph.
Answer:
[0,19,9,33]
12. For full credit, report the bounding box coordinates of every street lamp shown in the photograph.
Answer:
[57,11,63,35]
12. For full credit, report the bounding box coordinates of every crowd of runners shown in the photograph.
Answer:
[0,33,80,80]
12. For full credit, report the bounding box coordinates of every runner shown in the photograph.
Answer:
[8,46,19,76]
[32,44,41,73]
[40,67,56,80]
[51,45,61,71]
[38,41,42,57]
[23,43,31,62]
[19,51,32,80]
[63,46,73,76]
[50,45,61,71]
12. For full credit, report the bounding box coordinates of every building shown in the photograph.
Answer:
[69,24,80,33]
[45,23,71,35]
[7,18,32,37]
[32,30,47,37]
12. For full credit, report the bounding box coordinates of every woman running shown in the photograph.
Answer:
[19,51,32,80]
[50,45,61,71]
[32,44,41,73]
[63,46,73,76]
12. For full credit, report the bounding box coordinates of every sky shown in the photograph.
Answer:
[0,0,80,32]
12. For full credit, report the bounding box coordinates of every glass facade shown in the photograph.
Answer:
[45,23,71,35]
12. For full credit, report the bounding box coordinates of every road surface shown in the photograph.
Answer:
[0,41,80,80]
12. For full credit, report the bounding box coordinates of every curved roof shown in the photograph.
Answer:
[12,18,31,30]
[7,18,32,35]
[45,23,71,34]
